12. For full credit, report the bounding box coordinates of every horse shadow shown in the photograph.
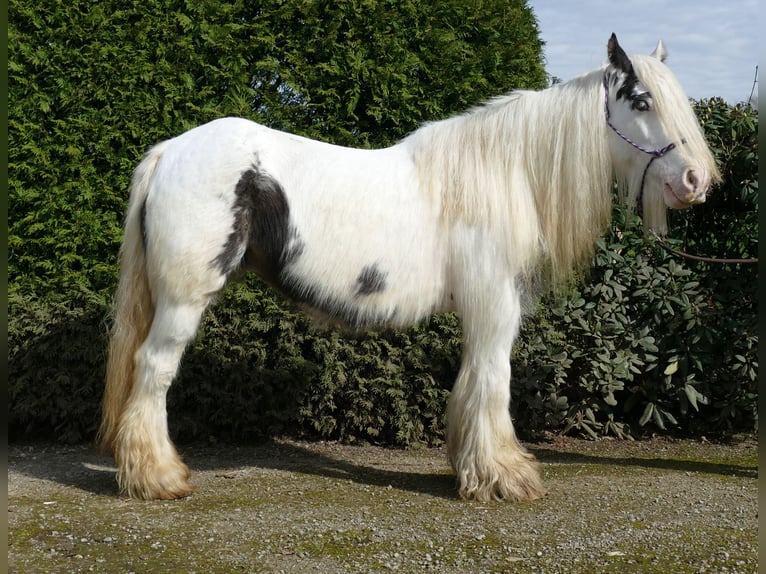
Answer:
[8,438,757,503]
[532,443,757,479]
[184,440,461,500]
[8,440,459,500]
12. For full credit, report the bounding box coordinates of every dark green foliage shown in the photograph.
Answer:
[8,0,756,446]
[9,0,544,444]
[9,289,110,443]
[249,0,547,147]
[672,99,759,262]
[512,99,758,439]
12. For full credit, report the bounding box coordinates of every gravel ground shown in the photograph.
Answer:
[8,436,757,573]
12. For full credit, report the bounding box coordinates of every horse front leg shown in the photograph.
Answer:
[446,282,546,502]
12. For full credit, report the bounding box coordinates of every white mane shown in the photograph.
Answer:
[407,69,612,285]
[406,56,720,285]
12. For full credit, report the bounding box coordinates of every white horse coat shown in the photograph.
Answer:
[145,118,447,328]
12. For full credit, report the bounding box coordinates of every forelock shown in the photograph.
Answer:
[631,54,721,183]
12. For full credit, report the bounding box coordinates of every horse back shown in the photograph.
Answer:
[142,117,449,328]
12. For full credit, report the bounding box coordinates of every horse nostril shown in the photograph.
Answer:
[684,169,700,192]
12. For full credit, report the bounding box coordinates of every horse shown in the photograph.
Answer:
[98,34,720,502]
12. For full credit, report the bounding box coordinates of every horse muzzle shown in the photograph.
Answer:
[664,168,709,209]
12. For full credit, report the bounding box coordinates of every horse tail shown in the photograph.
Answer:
[97,143,166,455]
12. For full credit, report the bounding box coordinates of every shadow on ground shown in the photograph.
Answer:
[8,437,757,502]
[532,444,757,479]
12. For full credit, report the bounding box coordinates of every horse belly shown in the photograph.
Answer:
[275,148,447,329]
[284,210,446,328]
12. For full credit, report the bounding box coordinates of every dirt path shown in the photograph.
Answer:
[8,436,757,573]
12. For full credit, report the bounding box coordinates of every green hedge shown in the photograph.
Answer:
[10,100,757,445]
[9,0,756,444]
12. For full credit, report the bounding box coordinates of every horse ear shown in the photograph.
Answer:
[651,40,668,62]
[607,33,634,75]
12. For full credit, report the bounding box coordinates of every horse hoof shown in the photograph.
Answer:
[455,454,546,503]
[120,477,196,501]
[152,482,196,501]
[117,458,195,500]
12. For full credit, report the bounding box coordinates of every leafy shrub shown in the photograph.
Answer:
[9,289,110,443]
[512,99,758,439]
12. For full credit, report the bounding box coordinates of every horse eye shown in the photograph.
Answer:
[632,99,651,112]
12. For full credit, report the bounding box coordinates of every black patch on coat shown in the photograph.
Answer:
[355,264,387,296]
[281,275,396,330]
[615,72,641,103]
[214,167,394,330]
[213,167,301,283]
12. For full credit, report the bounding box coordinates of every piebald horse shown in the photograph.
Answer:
[99,34,719,501]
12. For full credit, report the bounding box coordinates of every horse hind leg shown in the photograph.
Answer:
[114,295,210,500]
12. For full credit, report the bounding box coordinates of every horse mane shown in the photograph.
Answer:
[407,68,612,286]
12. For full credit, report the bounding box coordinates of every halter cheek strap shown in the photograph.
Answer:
[603,73,676,217]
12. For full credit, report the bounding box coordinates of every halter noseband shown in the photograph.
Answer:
[603,73,677,217]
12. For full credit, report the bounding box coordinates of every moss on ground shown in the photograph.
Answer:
[9,437,757,573]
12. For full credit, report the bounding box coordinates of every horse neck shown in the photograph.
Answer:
[409,68,614,284]
[524,70,614,283]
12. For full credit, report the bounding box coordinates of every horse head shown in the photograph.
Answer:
[604,34,720,230]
